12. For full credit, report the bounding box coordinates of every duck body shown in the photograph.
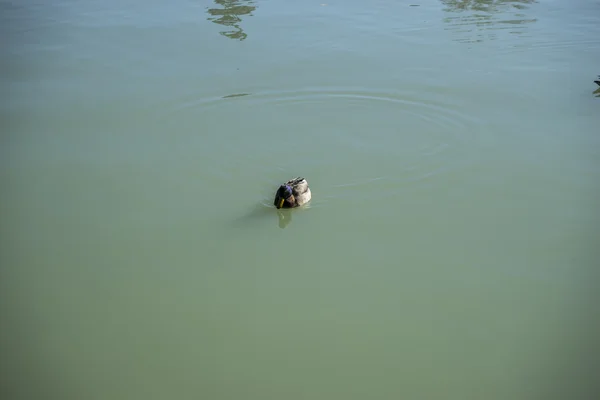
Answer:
[274,177,312,209]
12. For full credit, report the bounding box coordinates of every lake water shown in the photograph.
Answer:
[2,1,599,399]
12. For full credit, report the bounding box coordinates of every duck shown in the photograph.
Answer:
[595,77,600,86]
[273,177,312,209]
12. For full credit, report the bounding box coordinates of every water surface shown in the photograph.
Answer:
[2,1,599,399]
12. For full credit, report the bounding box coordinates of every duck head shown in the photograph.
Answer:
[274,184,295,209]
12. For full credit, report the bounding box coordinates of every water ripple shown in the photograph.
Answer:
[148,85,494,208]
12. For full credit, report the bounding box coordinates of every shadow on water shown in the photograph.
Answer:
[440,0,538,43]
[206,0,257,41]
[231,202,297,230]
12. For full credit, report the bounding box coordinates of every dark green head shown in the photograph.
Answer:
[274,185,294,209]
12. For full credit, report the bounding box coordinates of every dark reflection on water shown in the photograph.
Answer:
[206,0,256,41]
[441,0,538,43]
[222,93,251,99]
[595,77,600,98]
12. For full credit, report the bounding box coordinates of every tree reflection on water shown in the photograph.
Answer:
[440,0,538,43]
[206,0,256,41]
[440,0,536,13]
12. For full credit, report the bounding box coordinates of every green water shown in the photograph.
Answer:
[2,1,599,399]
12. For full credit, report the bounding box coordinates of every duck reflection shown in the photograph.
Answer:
[594,77,600,98]
[207,0,257,41]
[276,209,293,229]
[440,0,538,43]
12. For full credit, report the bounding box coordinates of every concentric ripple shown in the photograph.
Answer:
[147,85,495,209]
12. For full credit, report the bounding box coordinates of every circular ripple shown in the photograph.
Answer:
[145,86,494,208]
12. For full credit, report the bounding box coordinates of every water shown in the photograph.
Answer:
[1,1,599,399]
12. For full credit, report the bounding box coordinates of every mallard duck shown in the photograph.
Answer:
[273,177,312,209]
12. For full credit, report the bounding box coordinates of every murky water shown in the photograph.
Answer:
[2,1,599,399]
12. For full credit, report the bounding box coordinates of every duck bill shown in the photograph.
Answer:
[277,197,285,209]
